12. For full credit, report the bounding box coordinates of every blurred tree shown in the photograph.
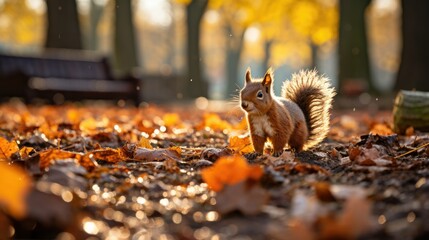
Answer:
[113,0,139,76]
[88,0,105,50]
[45,0,83,49]
[285,0,338,69]
[395,0,429,91]
[185,0,209,99]
[338,0,374,95]
[211,0,276,98]
[0,0,44,47]
[213,0,337,98]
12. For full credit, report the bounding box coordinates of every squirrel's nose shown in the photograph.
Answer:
[241,102,248,109]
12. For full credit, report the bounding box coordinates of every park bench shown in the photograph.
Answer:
[0,51,141,104]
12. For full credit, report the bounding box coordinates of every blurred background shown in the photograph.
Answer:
[0,0,427,104]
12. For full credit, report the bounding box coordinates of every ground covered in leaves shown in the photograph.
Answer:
[0,101,428,240]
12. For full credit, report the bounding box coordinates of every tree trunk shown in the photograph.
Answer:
[310,43,318,70]
[88,0,104,51]
[113,0,139,76]
[225,25,246,99]
[183,0,208,99]
[394,0,429,91]
[45,0,82,49]
[262,40,273,72]
[338,0,374,95]
[393,90,429,133]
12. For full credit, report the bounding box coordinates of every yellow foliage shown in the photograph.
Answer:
[0,0,45,48]
[174,0,192,5]
[201,155,263,192]
[0,163,31,218]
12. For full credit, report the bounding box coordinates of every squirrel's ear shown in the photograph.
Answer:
[245,67,252,84]
[262,68,273,87]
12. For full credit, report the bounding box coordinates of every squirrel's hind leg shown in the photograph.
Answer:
[288,122,308,152]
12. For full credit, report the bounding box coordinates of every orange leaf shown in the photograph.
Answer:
[0,163,31,218]
[202,113,232,131]
[39,149,96,171]
[229,135,254,154]
[0,137,19,161]
[201,155,263,192]
[138,137,153,149]
[19,146,34,159]
[86,148,126,163]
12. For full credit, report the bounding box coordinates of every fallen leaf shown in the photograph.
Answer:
[39,149,96,171]
[228,135,254,154]
[0,163,31,218]
[319,197,374,239]
[138,137,153,149]
[19,146,34,159]
[200,148,233,162]
[162,113,181,128]
[201,113,232,131]
[0,137,19,161]
[215,181,269,215]
[201,155,263,192]
[134,147,181,162]
[314,182,336,202]
[84,148,125,163]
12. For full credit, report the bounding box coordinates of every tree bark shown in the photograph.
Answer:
[88,0,104,51]
[394,0,429,91]
[113,0,139,76]
[393,90,429,133]
[225,25,246,99]
[338,0,374,95]
[45,0,83,50]
[262,40,273,72]
[183,0,209,99]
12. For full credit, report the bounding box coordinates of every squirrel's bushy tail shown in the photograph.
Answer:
[282,70,336,149]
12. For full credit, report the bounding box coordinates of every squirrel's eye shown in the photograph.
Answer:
[256,90,263,99]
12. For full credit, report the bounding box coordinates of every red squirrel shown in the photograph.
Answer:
[240,68,336,156]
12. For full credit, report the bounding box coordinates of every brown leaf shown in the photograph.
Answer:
[134,147,181,162]
[215,181,269,216]
[319,197,374,239]
[85,148,126,163]
[314,182,336,202]
[200,148,233,162]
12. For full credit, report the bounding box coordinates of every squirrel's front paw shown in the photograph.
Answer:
[273,150,283,157]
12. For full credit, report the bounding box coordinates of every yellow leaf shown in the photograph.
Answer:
[0,163,31,218]
[162,113,181,128]
[0,137,19,161]
[202,113,232,131]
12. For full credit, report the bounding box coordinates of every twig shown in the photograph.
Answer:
[394,142,429,159]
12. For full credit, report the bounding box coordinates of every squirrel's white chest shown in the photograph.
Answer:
[250,115,275,137]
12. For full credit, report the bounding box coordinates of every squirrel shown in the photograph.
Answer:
[239,68,336,157]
